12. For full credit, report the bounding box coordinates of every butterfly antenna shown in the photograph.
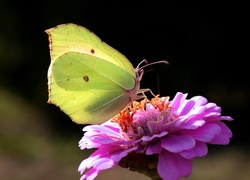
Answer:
[136,59,148,70]
[137,59,169,70]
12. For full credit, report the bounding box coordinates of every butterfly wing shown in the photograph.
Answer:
[45,23,135,78]
[49,52,136,124]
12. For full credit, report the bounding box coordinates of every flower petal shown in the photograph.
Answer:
[169,92,188,110]
[181,123,221,142]
[146,141,162,155]
[111,147,137,162]
[158,151,192,180]
[180,141,208,159]
[142,131,168,141]
[161,135,195,153]
[177,99,195,116]
[209,122,233,144]
[80,168,100,180]
[191,96,208,107]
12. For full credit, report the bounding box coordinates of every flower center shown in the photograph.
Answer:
[133,109,159,135]
[113,97,178,139]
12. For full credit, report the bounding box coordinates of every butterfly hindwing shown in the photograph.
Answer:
[49,52,136,124]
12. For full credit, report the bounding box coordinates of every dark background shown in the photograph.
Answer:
[0,1,248,180]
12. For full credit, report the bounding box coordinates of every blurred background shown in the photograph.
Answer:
[0,1,248,180]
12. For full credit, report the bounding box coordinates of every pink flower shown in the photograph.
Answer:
[78,92,233,180]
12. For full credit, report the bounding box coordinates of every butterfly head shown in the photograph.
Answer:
[131,59,169,101]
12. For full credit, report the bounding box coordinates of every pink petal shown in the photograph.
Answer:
[91,135,117,144]
[177,99,195,116]
[93,158,114,170]
[142,131,168,141]
[80,168,100,180]
[191,96,208,107]
[158,151,192,180]
[79,155,99,172]
[209,122,233,144]
[181,123,221,142]
[178,118,205,130]
[177,96,207,116]
[170,92,188,110]
[161,135,195,153]
[111,147,137,162]
[205,115,233,122]
[180,141,208,159]
[205,103,221,113]
[146,141,162,155]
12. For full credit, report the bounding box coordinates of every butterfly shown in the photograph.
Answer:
[45,23,168,124]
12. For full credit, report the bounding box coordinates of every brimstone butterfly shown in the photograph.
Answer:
[45,23,167,124]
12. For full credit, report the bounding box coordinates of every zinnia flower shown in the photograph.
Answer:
[78,92,233,180]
